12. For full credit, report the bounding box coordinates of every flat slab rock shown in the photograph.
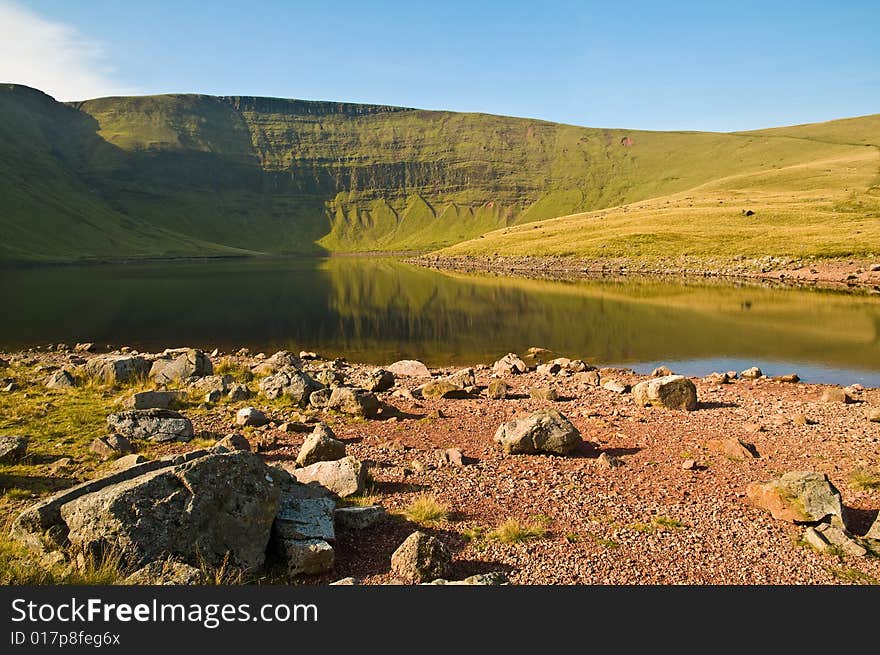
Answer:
[107,409,194,443]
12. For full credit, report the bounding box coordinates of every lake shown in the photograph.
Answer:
[2,257,879,386]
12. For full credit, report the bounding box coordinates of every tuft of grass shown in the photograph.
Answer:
[488,518,548,544]
[653,516,687,530]
[827,566,879,585]
[402,494,449,525]
[848,468,880,491]
[214,358,254,383]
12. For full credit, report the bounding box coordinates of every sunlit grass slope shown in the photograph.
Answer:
[438,114,880,260]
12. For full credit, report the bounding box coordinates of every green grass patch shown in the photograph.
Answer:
[488,518,548,544]
[848,468,880,491]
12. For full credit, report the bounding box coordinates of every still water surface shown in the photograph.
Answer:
[1,257,879,386]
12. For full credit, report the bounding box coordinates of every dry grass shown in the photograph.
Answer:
[848,468,880,491]
[488,518,548,544]
[402,494,449,525]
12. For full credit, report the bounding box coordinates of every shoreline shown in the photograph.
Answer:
[410,254,880,294]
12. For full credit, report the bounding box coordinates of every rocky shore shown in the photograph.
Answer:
[1,344,879,585]
[411,254,880,293]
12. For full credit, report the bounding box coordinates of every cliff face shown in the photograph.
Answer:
[1,84,857,262]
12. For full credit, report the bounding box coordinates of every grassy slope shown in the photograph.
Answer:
[438,114,880,260]
[2,84,878,262]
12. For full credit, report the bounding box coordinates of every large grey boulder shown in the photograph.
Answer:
[45,370,76,389]
[326,387,380,418]
[493,410,582,455]
[387,360,431,377]
[390,531,451,583]
[259,367,323,405]
[290,456,366,497]
[632,375,698,411]
[275,539,334,577]
[335,505,385,531]
[0,435,28,463]
[84,355,150,384]
[149,349,213,384]
[60,451,281,570]
[296,424,346,467]
[126,390,187,410]
[107,409,194,443]
[746,471,843,523]
[270,483,336,577]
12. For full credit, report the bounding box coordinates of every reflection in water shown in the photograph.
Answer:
[1,257,878,384]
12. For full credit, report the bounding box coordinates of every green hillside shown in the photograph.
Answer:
[1,83,878,262]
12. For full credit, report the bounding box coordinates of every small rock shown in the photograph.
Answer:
[815,523,867,557]
[792,413,817,426]
[296,424,346,467]
[652,366,673,377]
[424,572,510,586]
[291,456,366,497]
[124,561,207,585]
[601,379,629,394]
[390,531,451,584]
[2,382,19,392]
[438,448,466,467]
[387,360,431,377]
[107,409,193,443]
[217,433,251,451]
[326,387,380,418]
[866,408,880,423]
[821,388,853,404]
[706,438,759,459]
[529,386,559,401]
[0,435,29,463]
[110,454,147,470]
[741,367,763,380]
[74,342,95,352]
[335,505,386,531]
[494,410,582,455]
[486,379,510,399]
[299,351,318,360]
[575,370,601,386]
[632,375,697,410]
[492,353,528,375]
[774,373,800,383]
[205,389,222,403]
[128,390,186,410]
[368,369,396,392]
[236,407,268,427]
[704,372,731,385]
[45,370,76,389]
[536,362,562,376]
[330,577,359,585]
[421,379,469,400]
[89,434,134,460]
[682,459,697,470]
[227,383,252,401]
[276,538,334,576]
[596,452,623,469]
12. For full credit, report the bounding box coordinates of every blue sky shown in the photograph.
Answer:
[1,0,878,131]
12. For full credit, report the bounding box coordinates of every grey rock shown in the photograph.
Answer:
[259,367,322,405]
[815,523,867,557]
[0,435,29,463]
[45,370,75,389]
[652,366,674,377]
[205,389,221,403]
[124,561,206,585]
[741,366,763,380]
[421,378,469,400]
[61,451,281,570]
[149,349,213,384]
[216,433,251,451]
[309,388,332,408]
[274,490,336,544]
[492,353,528,375]
[632,375,698,411]
[821,388,854,404]
[326,387,380,418]
[189,374,233,394]
[424,572,509,585]
[276,538,334,576]
[227,383,251,401]
[529,386,559,401]
[127,390,186,410]
[387,360,431,377]
[290,456,366,497]
[746,471,843,524]
[493,410,582,455]
[296,424,346,467]
[107,409,194,443]
[390,531,451,583]
[536,362,562,376]
[866,512,880,541]
[368,369,395,392]
[486,379,509,399]
[316,368,345,387]
[84,355,150,384]
[330,577,359,585]
[74,342,95,352]
[235,407,268,427]
[575,370,601,386]
[602,379,630,394]
[334,505,386,531]
[111,454,147,470]
[89,434,134,460]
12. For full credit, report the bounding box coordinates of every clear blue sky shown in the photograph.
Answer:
[3,0,879,131]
